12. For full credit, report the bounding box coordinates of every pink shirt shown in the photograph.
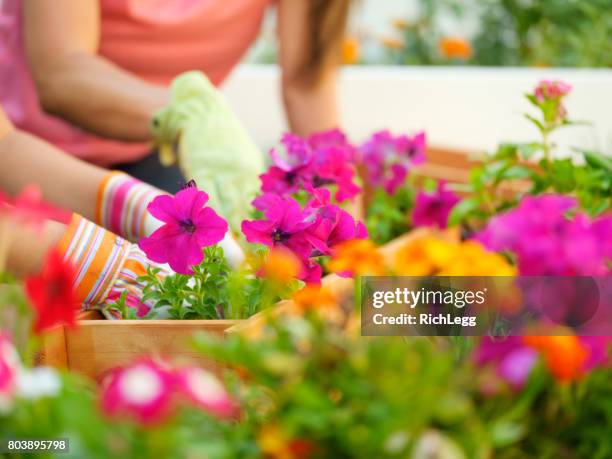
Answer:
[0,0,270,165]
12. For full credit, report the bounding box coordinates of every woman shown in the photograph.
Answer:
[0,105,242,316]
[0,0,350,192]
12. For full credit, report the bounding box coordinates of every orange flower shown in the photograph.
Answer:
[524,336,588,382]
[292,285,343,324]
[342,37,360,65]
[293,285,336,311]
[328,239,385,276]
[381,37,406,51]
[261,248,302,285]
[394,237,515,277]
[439,37,473,60]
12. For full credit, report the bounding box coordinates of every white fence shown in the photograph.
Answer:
[222,65,612,157]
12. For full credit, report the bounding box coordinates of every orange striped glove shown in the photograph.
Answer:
[57,214,169,319]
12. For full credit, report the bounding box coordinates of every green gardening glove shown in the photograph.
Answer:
[151,71,265,231]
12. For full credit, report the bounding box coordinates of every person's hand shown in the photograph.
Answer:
[57,214,171,318]
[150,71,265,231]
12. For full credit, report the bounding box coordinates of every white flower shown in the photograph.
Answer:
[16,367,62,400]
[118,365,163,405]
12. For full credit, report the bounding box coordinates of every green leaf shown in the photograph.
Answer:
[499,165,535,181]
[516,142,543,160]
[524,113,545,133]
[448,197,480,226]
[548,159,577,193]
[582,150,612,171]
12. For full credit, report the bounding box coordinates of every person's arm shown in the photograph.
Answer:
[1,104,159,239]
[277,0,347,136]
[23,0,168,141]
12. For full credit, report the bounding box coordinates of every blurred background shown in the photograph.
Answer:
[223,0,612,156]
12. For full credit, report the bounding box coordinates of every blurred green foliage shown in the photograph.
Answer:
[386,0,612,67]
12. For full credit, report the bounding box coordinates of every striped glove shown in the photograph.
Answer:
[95,171,244,267]
[57,214,168,319]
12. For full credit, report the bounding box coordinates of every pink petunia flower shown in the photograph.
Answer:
[0,333,20,412]
[100,359,176,425]
[307,128,354,154]
[305,188,367,252]
[259,130,361,202]
[242,194,320,262]
[242,191,367,283]
[412,182,460,229]
[309,146,361,202]
[359,130,426,195]
[176,366,237,418]
[476,195,611,276]
[261,134,313,196]
[475,337,538,391]
[139,186,228,274]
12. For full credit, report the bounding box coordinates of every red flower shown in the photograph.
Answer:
[25,249,78,334]
[0,185,71,229]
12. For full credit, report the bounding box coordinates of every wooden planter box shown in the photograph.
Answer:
[38,229,450,379]
[38,311,237,380]
[228,228,460,336]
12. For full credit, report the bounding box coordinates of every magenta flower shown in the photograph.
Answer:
[305,188,367,253]
[580,337,612,370]
[475,337,538,391]
[260,134,313,196]
[309,146,361,202]
[476,195,611,276]
[101,359,176,425]
[592,215,612,260]
[241,194,320,261]
[308,128,353,153]
[359,130,426,195]
[242,191,367,283]
[412,182,460,229]
[139,186,228,274]
[0,334,20,412]
[259,130,360,202]
[176,366,236,419]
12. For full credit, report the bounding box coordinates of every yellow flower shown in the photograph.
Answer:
[328,239,385,276]
[394,236,453,275]
[439,241,516,276]
[395,237,515,277]
[439,37,473,60]
[342,37,360,65]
